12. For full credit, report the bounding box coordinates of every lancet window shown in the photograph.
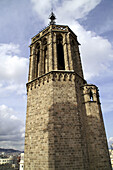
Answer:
[36,43,40,77]
[57,34,65,70]
[42,38,48,74]
[89,89,93,101]
[44,46,47,74]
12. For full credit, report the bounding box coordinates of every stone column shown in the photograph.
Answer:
[29,46,36,81]
[39,42,43,76]
[48,26,53,72]
[35,51,38,78]
[63,33,70,70]
[46,35,49,73]
[28,54,32,82]
[28,47,33,82]
[37,50,39,77]
[67,32,73,70]
[45,46,48,74]
[53,32,57,70]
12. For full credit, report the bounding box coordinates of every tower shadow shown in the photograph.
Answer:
[45,101,86,170]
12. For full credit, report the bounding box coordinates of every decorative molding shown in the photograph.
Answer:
[52,25,67,31]
[26,71,85,92]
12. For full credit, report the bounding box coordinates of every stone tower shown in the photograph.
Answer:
[24,13,111,170]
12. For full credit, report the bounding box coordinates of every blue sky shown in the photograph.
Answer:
[0,0,113,151]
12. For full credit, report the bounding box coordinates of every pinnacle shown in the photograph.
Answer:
[49,12,56,25]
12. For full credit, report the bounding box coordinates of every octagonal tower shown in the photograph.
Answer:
[24,13,111,170]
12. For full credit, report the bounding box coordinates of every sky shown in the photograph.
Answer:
[0,0,113,151]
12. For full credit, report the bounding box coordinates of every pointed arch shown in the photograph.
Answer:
[44,46,47,74]
[36,43,40,77]
[42,38,47,46]
[89,89,93,101]
[57,34,65,70]
[42,37,48,74]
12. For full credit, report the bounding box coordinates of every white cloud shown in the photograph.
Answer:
[109,137,113,147]
[69,21,113,80]
[0,44,28,144]
[0,43,27,149]
[0,43,20,55]
[31,0,101,24]
[70,21,113,117]
[0,43,28,82]
[56,0,101,23]
[0,105,25,151]
[30,0,113,81]
[0,43,28,95]
[31,0,51,20]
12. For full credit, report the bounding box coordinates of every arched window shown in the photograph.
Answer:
[89,89,93,101]
[42,38,47,46]
[36,44,40,77]
[42,38,48,74]
[57,35,65,70]
[44,46,47,74]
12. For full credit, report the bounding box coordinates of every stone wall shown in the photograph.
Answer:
[24,75,54,169]
[24,23,112,170]
[24,71,87,170]
[82,85,111,170]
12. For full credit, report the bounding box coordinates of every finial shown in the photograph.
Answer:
[49,12,56,25]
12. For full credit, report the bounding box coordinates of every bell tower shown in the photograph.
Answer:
[28,12,83,82]
[24,13,111,170]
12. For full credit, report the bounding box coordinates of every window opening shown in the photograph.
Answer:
[44,46,47,74]
[42,38,47,45]
[36,45,40,77]
[89,89,93,101]
[57,35,65,70]
[37,50,40,64]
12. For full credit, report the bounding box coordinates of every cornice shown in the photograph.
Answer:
[26,70,86,93]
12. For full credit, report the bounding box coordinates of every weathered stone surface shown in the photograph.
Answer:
[24,24,112,170]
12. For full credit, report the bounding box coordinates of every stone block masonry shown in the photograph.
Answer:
[24,19,112,169]
[24,71,87,170]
